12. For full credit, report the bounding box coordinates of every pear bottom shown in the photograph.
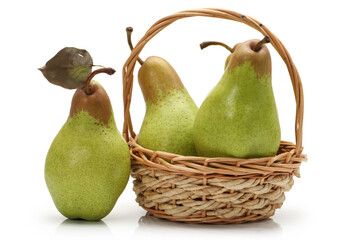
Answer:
[45,111,130,221]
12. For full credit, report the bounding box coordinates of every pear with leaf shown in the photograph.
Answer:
[41,48,130,220]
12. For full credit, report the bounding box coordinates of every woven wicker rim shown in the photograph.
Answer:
[122,8,304,157]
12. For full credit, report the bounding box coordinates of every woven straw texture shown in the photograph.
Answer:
[122,8,306,224]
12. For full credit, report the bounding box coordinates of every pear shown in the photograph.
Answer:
[137,56,198,156]
[45,69,130,220]
[194,37,281,158]
[126,27,198,156]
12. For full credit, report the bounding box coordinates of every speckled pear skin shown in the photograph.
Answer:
[137,56,198,156]
[193,39,281,158]
[45,82,130,221]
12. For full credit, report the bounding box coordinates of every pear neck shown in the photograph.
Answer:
[222,61,272,92]
[70,83,113,125]
[138,57,185,104]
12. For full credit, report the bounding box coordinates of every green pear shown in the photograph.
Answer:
[124,28,198,156]
[126,27,198,156]
[136,56,198,156]
[194,37,281,158]
[45,79,130,221]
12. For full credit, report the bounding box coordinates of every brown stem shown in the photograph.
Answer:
[253,36,270,52]
[126,27,144,65]
[84,68,116,95]
[200,41,234,53]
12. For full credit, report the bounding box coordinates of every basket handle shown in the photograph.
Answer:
[122,8,304,156]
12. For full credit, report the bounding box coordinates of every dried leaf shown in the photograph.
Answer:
[39,47,93,89]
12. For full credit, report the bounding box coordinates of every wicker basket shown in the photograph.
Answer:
[122,8,306,224]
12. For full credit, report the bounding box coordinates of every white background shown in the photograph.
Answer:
[1,0,359,239]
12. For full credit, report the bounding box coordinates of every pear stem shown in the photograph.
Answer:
[84,68,116,95]
[253,36,271,52]
[200,41,234,53]
[126,27,144,65]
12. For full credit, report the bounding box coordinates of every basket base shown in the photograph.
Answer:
[143,207,275,224]
[132,166,291,224]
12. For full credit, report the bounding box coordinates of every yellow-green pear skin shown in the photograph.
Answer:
[137,56,198,156]
[45,82,130,221]
[193,39,281,158]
